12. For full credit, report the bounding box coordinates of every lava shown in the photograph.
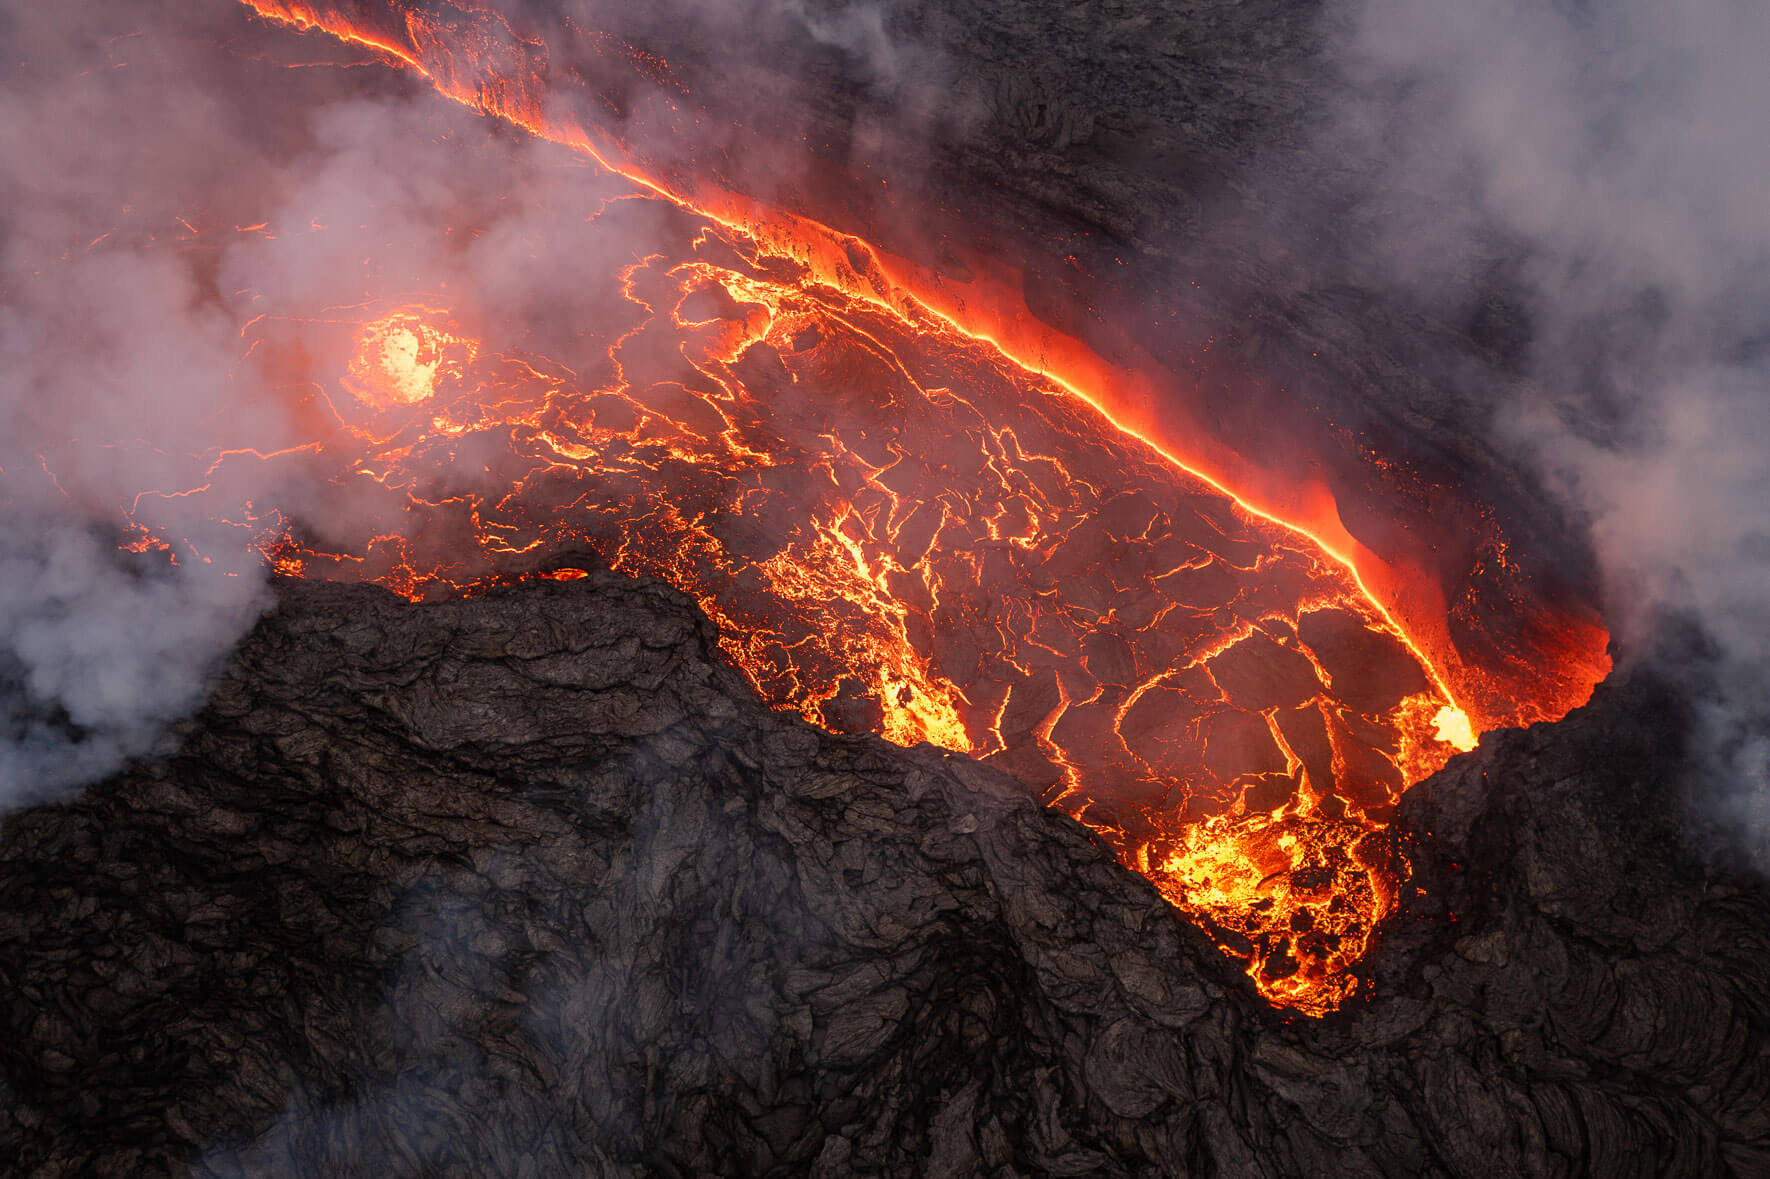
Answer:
[59,1,1612,1015]
[343,306,476,408]
[228,0,1614,732]
[140,231,1478,1014]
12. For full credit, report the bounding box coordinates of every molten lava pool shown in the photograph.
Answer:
[87,0,1609,1016]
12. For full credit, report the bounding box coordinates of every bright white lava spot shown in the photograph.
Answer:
[1433,705,1477,751]
[342,308,475,408]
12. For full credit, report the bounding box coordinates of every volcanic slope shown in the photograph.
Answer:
[0,574,1763,1177]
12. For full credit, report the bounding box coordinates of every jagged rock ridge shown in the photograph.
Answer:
[0,574,1765,1177]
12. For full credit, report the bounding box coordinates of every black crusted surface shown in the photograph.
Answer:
[1,575,1764,1177]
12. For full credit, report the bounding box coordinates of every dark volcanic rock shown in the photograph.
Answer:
[0,575,1765,1177]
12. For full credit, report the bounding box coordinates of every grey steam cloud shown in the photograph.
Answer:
[0,1,283,804]
[0,0,661,805]
[1323,0,1770,856]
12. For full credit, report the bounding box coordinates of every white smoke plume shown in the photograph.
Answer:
[1322,0,1770,858]
[0,1,287,803]
[0,519,268,802]
[0,0,658,803]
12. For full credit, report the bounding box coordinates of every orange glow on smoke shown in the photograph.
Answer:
[165,0,1613,1015]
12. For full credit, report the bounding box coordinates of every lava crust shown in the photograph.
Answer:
[0,575,1763,1177]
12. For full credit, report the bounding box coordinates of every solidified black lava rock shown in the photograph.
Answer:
[0,574,1765,1177]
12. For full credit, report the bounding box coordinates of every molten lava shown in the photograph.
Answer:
[70,1,1611,1015]
[343,307,475,408]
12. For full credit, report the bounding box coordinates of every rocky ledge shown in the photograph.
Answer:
[1,574,1765,1177]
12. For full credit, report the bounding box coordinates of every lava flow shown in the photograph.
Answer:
[139,231,1476,1015]
[88,1,1609,1015]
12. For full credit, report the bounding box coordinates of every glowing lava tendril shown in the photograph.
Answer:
[104,1,1608,1015]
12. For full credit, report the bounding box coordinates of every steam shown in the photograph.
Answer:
[0,0,287,803]
[1321,0,1770,858]
[0,519,266,803]
[0,0,743,804]
[0,0,634,803]
[783,1,903,82]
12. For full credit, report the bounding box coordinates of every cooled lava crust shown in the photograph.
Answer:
[0,575,1764,1177]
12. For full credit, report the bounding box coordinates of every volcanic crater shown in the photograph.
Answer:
[1,1,1765,1176]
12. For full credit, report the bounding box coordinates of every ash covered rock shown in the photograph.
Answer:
[0,575,1764,1177]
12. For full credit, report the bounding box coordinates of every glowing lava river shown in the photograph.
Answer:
[84,0,1611,1016]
